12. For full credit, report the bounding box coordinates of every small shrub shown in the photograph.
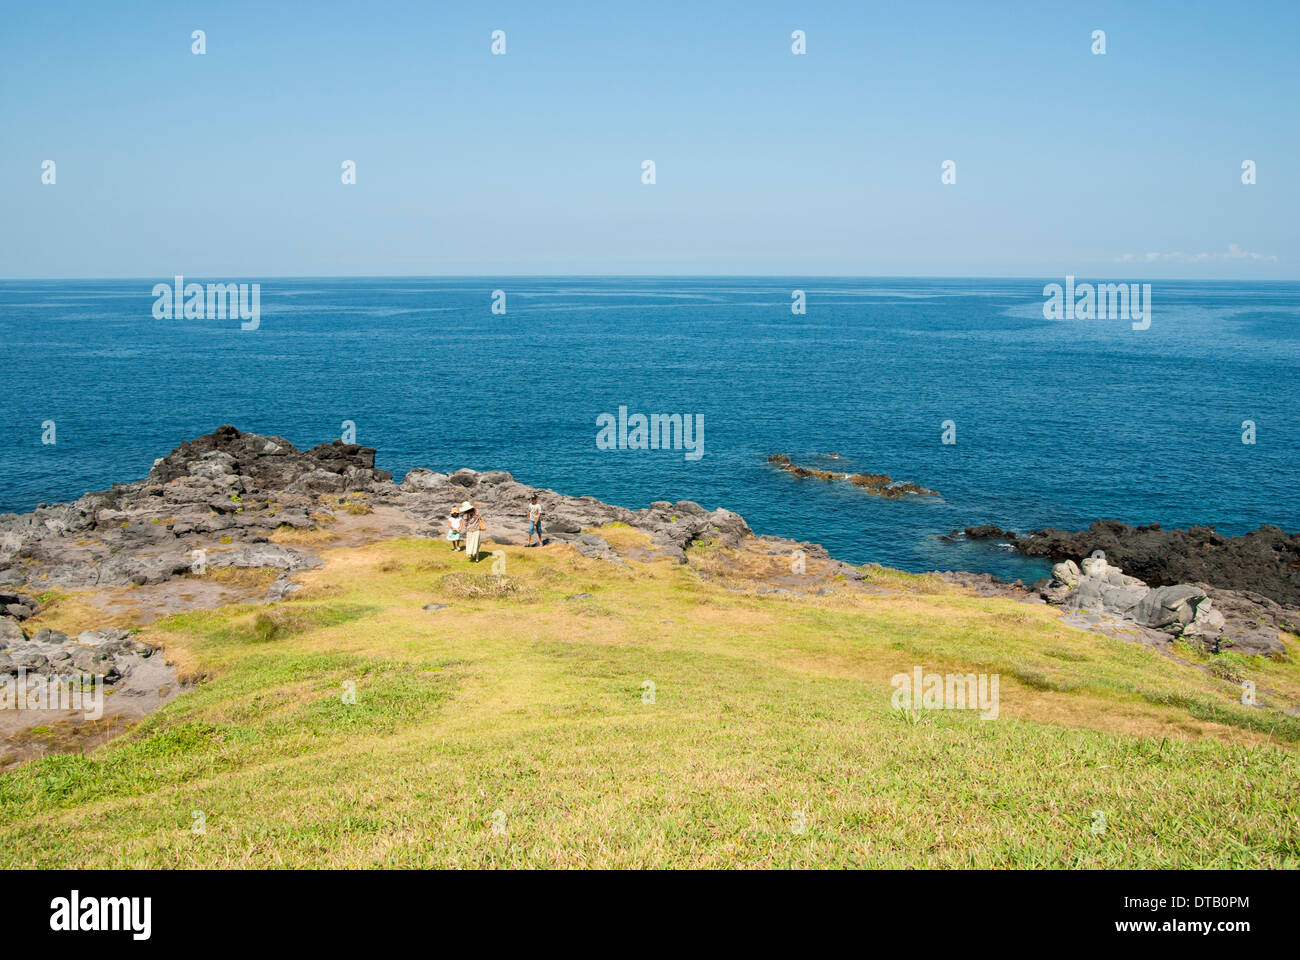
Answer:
[248,603,376,643]
[437,572,537,602]
[251,611,288,642]
[1207,652,1250,683]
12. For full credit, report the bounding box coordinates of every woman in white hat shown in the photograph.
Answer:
[459,501,485,561]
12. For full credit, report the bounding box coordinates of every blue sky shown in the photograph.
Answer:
[3,0,1297,278]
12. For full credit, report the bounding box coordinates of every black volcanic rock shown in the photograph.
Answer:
[0,426,754,591]
[0,426,394,590]
[964,525,1015,540]
[1013,520,1300,608]
[768,454,940,497]
[148,425,390,491]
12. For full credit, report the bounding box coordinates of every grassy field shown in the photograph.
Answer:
[2,530,1297,868]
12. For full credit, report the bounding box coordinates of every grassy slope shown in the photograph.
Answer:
[2,531,1297,868]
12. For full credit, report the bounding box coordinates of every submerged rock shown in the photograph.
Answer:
[768,454,939,497]
[966,525,1015,541]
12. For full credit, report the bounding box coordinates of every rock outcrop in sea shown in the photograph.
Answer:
[767,454,939,498]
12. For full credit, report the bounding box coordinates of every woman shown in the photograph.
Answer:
[459,501,485,561]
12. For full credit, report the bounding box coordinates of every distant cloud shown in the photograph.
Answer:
[1116,243,1277,264]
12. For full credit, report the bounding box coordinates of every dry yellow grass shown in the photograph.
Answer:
[193,566,281,588]
[272,525,340,546]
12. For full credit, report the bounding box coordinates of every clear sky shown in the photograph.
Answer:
[3,0,1297,279]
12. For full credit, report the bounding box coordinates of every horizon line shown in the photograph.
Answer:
[4,273,1299,284]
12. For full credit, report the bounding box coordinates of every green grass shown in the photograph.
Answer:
[1,535,1296,868]
[162,601,380,651]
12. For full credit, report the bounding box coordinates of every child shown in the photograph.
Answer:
[526,494,543,547]
[446,508,463,550]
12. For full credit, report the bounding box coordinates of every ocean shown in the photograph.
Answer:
[2,276,1297,582]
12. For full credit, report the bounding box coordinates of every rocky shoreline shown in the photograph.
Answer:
[949,520,1300,609]
[1,424,763,590]
[0,426,1295,765]
[0,425,793,765]
[0,425,770,707]
[937,520,1300,658]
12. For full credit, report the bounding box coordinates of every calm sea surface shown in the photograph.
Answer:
[2,277,1297,581]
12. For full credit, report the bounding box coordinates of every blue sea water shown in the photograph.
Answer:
[1,277,1297,582]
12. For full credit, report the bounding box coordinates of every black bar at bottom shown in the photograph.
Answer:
[0,868,1271,945]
